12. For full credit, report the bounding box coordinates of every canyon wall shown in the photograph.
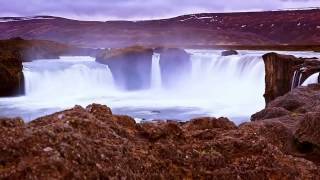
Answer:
[262,53,320,105]
[0,54,24,96]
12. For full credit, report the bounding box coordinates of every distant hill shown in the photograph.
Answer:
[0,9,320,48]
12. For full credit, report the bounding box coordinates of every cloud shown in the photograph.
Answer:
[0,0,320,20]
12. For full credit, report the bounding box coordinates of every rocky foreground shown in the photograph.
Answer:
[1,85,320,179]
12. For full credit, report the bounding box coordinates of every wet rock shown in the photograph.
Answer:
[96,46,153,90]
[221,50,238,56]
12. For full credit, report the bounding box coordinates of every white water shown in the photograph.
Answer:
[151,53,162,89]
[0,51,268,124]
[302,72,320,86]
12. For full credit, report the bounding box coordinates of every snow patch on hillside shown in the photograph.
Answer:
[0,16,55,23]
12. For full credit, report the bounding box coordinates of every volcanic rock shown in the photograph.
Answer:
[262,53,304,104]
[0,54,24,97]
[252,84,320,163]
[0,102,319,178]
[96,46,153,90]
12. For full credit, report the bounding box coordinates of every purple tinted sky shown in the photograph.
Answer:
[1,0,320,20]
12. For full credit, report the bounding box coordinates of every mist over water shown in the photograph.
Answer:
[0,51,273,124]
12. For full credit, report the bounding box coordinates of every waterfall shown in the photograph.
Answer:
[23,57,115,100]
[1,52,267,123]
[151,53,162,89]
[184,50,265,116]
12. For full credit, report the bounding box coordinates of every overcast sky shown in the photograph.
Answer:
[1,0,320,20]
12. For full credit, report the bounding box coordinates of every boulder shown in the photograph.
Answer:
[295,112,320,155]
[96,46,153,90]
[156,48,191,88]
[252,85,320,163]
[221,50,238,56]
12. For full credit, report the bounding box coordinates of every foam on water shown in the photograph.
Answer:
[0,51,276,124]
[302,72,320,86]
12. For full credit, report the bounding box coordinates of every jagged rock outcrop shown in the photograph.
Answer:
[157,48,191,88]
[262,53,304,105]
[0,102,320,178]
[221,50,238,56]
[252,84,320,163]
[96,46,153,90]
[0,52,24,97]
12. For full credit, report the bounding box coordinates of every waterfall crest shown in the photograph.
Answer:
[1,51,267,123]
[151,53,162,89]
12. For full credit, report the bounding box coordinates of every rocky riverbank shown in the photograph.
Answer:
[1,85,320,179]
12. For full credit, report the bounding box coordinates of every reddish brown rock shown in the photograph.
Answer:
[262,53,304,105]
[252,85,320,164]
[295,112,320,162]
[0,56,24,97]
[251,107,290,121]
[0,103,319,179]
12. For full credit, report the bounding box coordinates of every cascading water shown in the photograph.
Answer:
[23,57,115,100]
[302,72,320,86]
[182,50,265,119]
[151,53,162,90]
[0,52,267,124]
